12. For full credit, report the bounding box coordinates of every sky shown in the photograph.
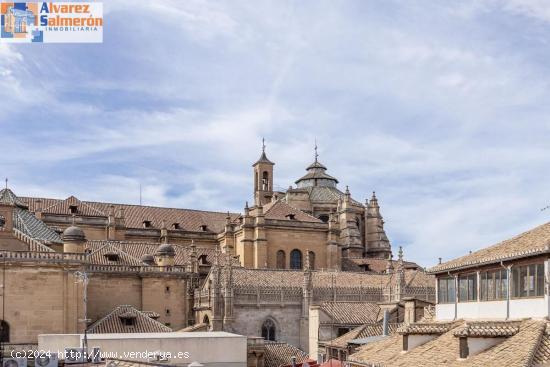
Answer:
[0,0,549,266]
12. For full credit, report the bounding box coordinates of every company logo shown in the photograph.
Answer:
[1,2,103,43]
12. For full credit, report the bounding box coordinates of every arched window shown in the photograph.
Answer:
[261,319,276,341]
[262,171,269,191]
[290,249,302,270]
[308,251,316,270]
[276,250,286,269]
[203,315,210,325]
[0,320,9,343]
[318,214,329,223]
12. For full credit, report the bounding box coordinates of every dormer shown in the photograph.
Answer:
[199,224,208,232]
[454,321,519,359]
[398,322,454,352]
[143,220,152,228]
[173,222,180,230]
[285,213,296,220]
[119,313,136,327]
[104,251,120,262]
[69,204,78,214]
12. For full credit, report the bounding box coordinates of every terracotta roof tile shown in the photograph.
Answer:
[453,321,521,337]
[429,221,550,273]
[263,200,322,223]
[87,305,172,334]
[264,341,308,367]
[325,323,402,349]
[319,302,382,325]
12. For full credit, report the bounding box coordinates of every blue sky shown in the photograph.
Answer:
[1,0,549,266]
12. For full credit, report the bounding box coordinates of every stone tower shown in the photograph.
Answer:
[365,192,392,259]
[253,139,274,206]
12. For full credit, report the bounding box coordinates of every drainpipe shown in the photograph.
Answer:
[500,261,510,320]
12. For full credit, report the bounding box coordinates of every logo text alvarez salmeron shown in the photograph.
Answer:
[1,2,103,43]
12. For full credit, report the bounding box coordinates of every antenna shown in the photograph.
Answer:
[262,137,266,153]
[314,139,318,162]
[4,178,7,190]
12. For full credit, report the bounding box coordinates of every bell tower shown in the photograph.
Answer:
[252,139,274,206]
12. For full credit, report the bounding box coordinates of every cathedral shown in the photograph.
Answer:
[0,143,433,352]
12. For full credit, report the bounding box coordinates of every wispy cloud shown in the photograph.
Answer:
[1,0,549,266]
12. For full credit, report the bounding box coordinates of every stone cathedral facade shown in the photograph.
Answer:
[0,144,433,351]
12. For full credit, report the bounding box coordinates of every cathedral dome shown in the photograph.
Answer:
[62,225,86,242]
[155,243,175,257]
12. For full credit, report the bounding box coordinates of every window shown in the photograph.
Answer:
[200,225,208,232]
[0,320,9,343]
[165,286,170,293]
[512,263,544,298]
[166,309,170,315]
[203,315,210,325]
[143,220,152,228]
[0,215,6,230]
[261,319,276,341]
[438,277,456,304]
[262,171,269,191]
[173,223,180,230]
[480,269,508,301]
[318,214,329,223]
[121,317,135,326]
[285,214,296,220]
[290,249,302,270]
[69,205,78,214]
[458,273,477,302]
[276,250,286,269]
[308,251,316,270]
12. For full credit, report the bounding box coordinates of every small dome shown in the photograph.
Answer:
[141,254,155,265]
[155,243,175,257]
[62,226,86,242]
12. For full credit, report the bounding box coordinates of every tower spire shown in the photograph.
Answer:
[4,178,7,190]
[314,139,318,162]
[262,137,266,153]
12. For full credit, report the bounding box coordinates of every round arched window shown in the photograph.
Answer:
[261,319,276,341]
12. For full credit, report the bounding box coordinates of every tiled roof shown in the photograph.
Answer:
[533,333,550,365]
[303,186,362,205]
[342,257,421,273]
[85,240,217,267]
[13,208,62,244]
[325,323,402,349]
[21,196,239,233]
[349,319,547,367]
[264,341,309,367]
[226,268,396,290]
[429,221,550,273]
[87,305,172,334]
[397,321,455,335]
[453,321,521,337]
[224,267,433,291]
[0,188,28,208]
[262,200,322,223]
[319,302,383,325]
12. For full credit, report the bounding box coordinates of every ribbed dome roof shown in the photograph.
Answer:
[62,225,86,242]
[155,243,175,256]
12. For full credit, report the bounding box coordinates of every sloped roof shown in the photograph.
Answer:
[85,240,217,267]
[429,221,550,274]
[325,323,402,349]
[342,257,421,273]
[13,208,62,244]
[263,200,323,223]
[178,323,208,332]
[264,342,308,367]
[319,302,383,325]
[349,319,546,367]
[21,196,239,233]
[87,305,172,334]
[0,188,28,208]
[225,268,395,290]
